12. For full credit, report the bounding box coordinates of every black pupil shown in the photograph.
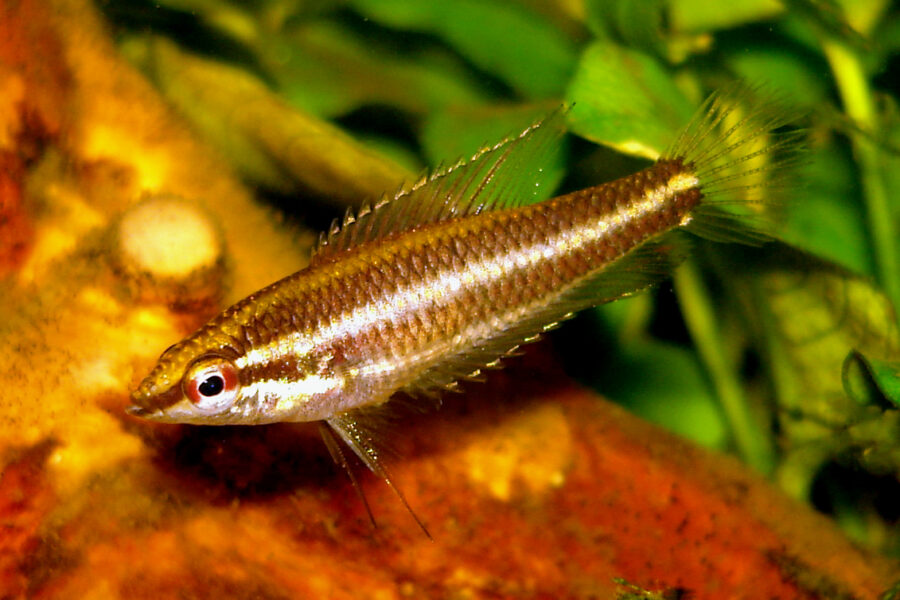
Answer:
[198,375,225,397]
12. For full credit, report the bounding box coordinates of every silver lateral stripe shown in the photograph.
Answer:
[235,176,697,371]
[239,374,345,418]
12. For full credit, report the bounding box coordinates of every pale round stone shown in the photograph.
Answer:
[117,196,221,279]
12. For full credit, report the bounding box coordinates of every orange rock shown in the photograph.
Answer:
[0,152,32,274]
[0,0,896,598]
[6,364,897,599]
[0,0,72,276]
[0,441,58,599]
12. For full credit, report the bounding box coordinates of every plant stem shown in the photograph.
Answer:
[675,260,775,474]
[823,40,900,320]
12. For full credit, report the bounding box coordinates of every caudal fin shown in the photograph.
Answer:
[668,84,806,245]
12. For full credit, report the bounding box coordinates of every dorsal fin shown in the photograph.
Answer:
[310,109,568,264]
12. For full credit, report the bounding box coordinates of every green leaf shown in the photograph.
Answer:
[780,146,875,277]
[843,351,900,409]
[595,340,728,449]
[788,0,886,41]
[880,98,900,221]
[584,0,667,57]
[833,0,891,35]
[719,243,900,491]
[565,41,694,159]
[669,0,783,32]
[725,46,829,107]
[274,20,489,118]
[348,0,577,98]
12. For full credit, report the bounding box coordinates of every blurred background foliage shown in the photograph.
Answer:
[99,0,900,555]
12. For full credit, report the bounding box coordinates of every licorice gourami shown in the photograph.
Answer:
[129,86,802,534]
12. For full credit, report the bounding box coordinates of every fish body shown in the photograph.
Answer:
[132,157,697,425]
[129,88,799,523]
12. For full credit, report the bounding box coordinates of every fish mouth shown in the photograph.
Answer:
[125,404,161,419]
[128,383,183,420]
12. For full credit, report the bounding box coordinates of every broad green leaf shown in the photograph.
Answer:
[755,245,897,418]
[669,0,783,32]
[781,0,871,50]
[834,0,891,35]
[592,339,728,449]
[348,0,578,98]
[881,99,900,220]
[275,20,489,118]
[874,10,900,62]
[345,0,436,28]
[719,243,900,491]
[585,0,712,64]
[780,146,874,277]
[565,41,693,159]
[725,46,829,107]
[584,0,666,57]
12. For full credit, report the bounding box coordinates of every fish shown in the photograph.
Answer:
[128,86,801,533]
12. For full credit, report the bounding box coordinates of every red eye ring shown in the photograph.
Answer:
[183,356,240,413]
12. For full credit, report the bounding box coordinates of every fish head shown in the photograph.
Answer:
[129,335,251,425]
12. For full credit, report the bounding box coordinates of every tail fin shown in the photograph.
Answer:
[668,84,806,245]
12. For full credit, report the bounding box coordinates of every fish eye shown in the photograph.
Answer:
[183,355,240,414]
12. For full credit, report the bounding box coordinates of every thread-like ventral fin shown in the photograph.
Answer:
[318,423,377,529]
[401,234,690,399]
[326,411,431,538]
[668,83,806,246]
[310,109,568,264]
